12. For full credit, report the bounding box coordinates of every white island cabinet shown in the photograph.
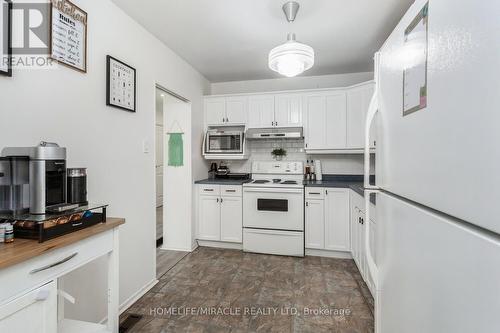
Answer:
[0,218,124,333]
[197,184,243,247]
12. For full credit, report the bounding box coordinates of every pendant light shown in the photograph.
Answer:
[268,1,314,77]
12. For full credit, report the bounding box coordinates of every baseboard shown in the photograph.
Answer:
[159,245,193,252]
[305,248,352,259]
[197,240,243,250]
[99,278,158,325]
[119,278,159,314]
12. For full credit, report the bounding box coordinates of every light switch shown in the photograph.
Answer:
[142,140,150,154]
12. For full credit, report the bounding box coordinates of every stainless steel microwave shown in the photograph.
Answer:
[204,130,244,154]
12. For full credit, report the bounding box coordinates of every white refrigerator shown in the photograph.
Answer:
[363,0,500,332]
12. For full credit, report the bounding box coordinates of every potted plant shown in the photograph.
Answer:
[271,148,287,161]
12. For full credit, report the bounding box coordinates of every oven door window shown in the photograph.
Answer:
[209,135,239,151]
[257,198,288,212]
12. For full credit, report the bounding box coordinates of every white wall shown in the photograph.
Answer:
[0,0,209,323]
[210,72,373,95]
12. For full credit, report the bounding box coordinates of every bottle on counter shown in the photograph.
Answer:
[0,223,6,243]
[304,160,311,180]
[4,223,13,243]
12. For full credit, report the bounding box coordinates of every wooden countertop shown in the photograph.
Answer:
[0,218,125,270]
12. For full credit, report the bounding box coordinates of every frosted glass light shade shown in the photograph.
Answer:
[269,40,314,77]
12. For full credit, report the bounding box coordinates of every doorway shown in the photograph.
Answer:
[154,85,191,278]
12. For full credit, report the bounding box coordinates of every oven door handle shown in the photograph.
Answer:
[243,188,303,194]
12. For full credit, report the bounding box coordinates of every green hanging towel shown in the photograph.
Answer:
[168,133,184,167]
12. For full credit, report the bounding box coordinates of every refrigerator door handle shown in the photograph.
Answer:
[364,52,381,190]
[364,190,379,289]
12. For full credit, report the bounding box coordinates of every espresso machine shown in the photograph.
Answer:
[1,142,68,215]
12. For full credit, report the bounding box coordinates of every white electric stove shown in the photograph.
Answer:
[243,161,305,257]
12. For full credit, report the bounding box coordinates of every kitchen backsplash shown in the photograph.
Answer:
[218,139,375,175]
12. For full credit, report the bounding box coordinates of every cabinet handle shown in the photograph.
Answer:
[358,217,361,224]
[226,117,229,122]
[30,252,78,274]
[216,198,219,202]
[326,190,328,195]
[204,189,214,192]
[306,202,309,207]
[226,190,236,193]
[220,198,224,203]
[305,143,308,148]
[308,192,321,195]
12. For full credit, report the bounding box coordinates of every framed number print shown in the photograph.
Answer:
[0,0,12,77]
[106,55,136,112]
[50,0,88,73]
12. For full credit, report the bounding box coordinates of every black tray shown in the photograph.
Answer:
[12,206,107,243]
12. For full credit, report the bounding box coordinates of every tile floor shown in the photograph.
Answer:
[121,247,374,333]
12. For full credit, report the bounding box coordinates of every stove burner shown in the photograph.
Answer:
[281,180,298,185]
[253,180,270,184]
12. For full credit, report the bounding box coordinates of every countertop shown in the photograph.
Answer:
[0,217,125,270]
[195,178,252,185]
[304,175,376,205]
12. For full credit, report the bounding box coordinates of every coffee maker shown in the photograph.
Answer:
[1,142,67,214]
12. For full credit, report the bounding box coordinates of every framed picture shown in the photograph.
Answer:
[0,0,12,77]
[50,0,87,73]
[106,55,136,112]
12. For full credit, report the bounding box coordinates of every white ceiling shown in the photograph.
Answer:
[112,0,414,82]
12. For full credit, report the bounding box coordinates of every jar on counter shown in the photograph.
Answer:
[4,223,13,243]
[0,223,6,243]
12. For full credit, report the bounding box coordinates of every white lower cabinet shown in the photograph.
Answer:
[305,188,350,252]
[305,199,325,249]
[197,185,242,243]
[0,281,57,333]
[198,195,221,241]
[325,189,350,251]
[220,196,243,243]
[350,190,377,296]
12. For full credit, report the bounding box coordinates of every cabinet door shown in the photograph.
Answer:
[305,92,347,150]
[0,281,57,333]
[346,83,376,149]
[324,188,350,251]
[225,97,247,124]
[275,94,302,127]
[205,98,226,125]
[220,196,242,243]
[305,199,325,249]
[248,95,275,128]
[198,195,221,241]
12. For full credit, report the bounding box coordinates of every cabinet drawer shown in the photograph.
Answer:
[0,230,113,304]
[198,185,220,196]
[305,187,325,199]
[220,185,242,197]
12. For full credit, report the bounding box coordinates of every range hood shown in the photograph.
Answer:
[246,127,303,140]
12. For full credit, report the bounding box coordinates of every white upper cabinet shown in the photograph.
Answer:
[347,82,376,149]
[275,93,303,127]
[305,91,347,150]
[248,95,275,128]
[205,98,226,126]
[205,96,247,126]
[225,96,247,124]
